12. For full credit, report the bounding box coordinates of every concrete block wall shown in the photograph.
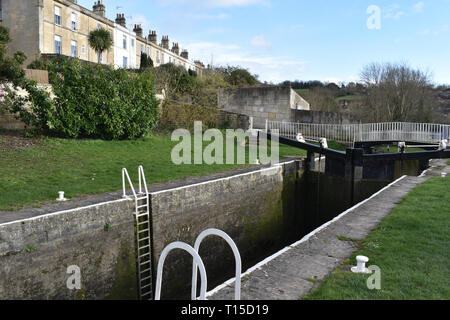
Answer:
[292,110,360,125]
[219,86,297,129]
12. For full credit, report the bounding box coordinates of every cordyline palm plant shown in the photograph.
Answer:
[88,28,113,64]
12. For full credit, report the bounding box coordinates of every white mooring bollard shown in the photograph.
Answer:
[56,191,68,202]
[296,133,306,143]
[351,256,371,274]
[319,138,328,149]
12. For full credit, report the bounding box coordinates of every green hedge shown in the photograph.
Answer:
[13,57,160,140]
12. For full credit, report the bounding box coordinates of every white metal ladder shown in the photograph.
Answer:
[122,166,152,300]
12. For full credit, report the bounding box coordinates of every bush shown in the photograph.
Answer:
[12,57,160,140]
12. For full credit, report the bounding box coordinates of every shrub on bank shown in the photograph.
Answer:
[12,57,160,140]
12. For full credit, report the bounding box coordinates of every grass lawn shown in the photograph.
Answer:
[303,176,450,300]
[0,133,305,211]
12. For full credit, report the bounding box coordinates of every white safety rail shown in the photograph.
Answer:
[192,229,242,301]
[155,229,242,301]
[155,242,208,301]
[122,166,152,300]
[266,120,450,145]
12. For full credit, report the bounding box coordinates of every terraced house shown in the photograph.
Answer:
[0,0,204,73]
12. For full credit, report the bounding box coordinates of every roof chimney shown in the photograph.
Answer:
[133,24,143,38]
[180,50,189,60]
[161,36,169,50]
[115,13,126,27]
[171,43,180,55]
[93,1,106,18]
[148,30,157,44]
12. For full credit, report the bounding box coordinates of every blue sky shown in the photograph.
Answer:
[78,0,450,85]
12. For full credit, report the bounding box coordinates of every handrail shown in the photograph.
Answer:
[155,242,208,300]
[138,165,149,195]
[192,229,242,301]
[122,168,137,199]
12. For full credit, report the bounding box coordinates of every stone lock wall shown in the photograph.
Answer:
[0,199,138,300]
[150,161,304,299]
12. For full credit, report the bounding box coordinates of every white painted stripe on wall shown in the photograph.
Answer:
[0,198,131,227]
[150,161,297,196]
[205,174,408,298]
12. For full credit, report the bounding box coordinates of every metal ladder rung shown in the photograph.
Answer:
[140,292,152,297]
[139,252,151,258]
[140,276,152,282]
[140,283,152,290]
[138,236,151,242]
[140,268,151,274]
[140,260,151,266]
[139,245,151,250]
[138,229,149,234]
[136,196,148,201]
[137,213,149,218]
[138,221,149,226]
[137,205,148,209]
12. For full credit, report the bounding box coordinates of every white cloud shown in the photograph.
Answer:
[413,2,425,13]
[384,4,405,20]
[185,41,307,83]
[418,24,449,36]
[250,35,272,49]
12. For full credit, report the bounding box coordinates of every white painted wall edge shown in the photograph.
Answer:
[150,160,297,196]
[0,198,131,227]
[205,174,408,299]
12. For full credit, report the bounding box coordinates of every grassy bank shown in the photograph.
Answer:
[0,133,305,211]
[303,176,450,300]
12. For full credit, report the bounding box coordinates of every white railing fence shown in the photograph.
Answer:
[266,120,450,145]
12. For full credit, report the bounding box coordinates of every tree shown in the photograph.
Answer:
[217,66,259,87]
[0,25,26,84]
[140,53,153,70]
[88,28,113,64]
[360,62,437,122]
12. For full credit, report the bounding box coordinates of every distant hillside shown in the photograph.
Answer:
[436,87,450,123]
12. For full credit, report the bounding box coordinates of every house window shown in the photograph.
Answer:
[147,47,150,57]
[161,53,164,64]
[140,44,144,54]
[54,6,61,25]
[71,13,77,31]
[71,40,77,58]
[54,35,62,54]
[97,24,102,30]
[123,56,128,68]
[131,39,135,48]
[123,35,127,49]
[156,51,160,64]
[81,44,86,55]
[0,0,3,21]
